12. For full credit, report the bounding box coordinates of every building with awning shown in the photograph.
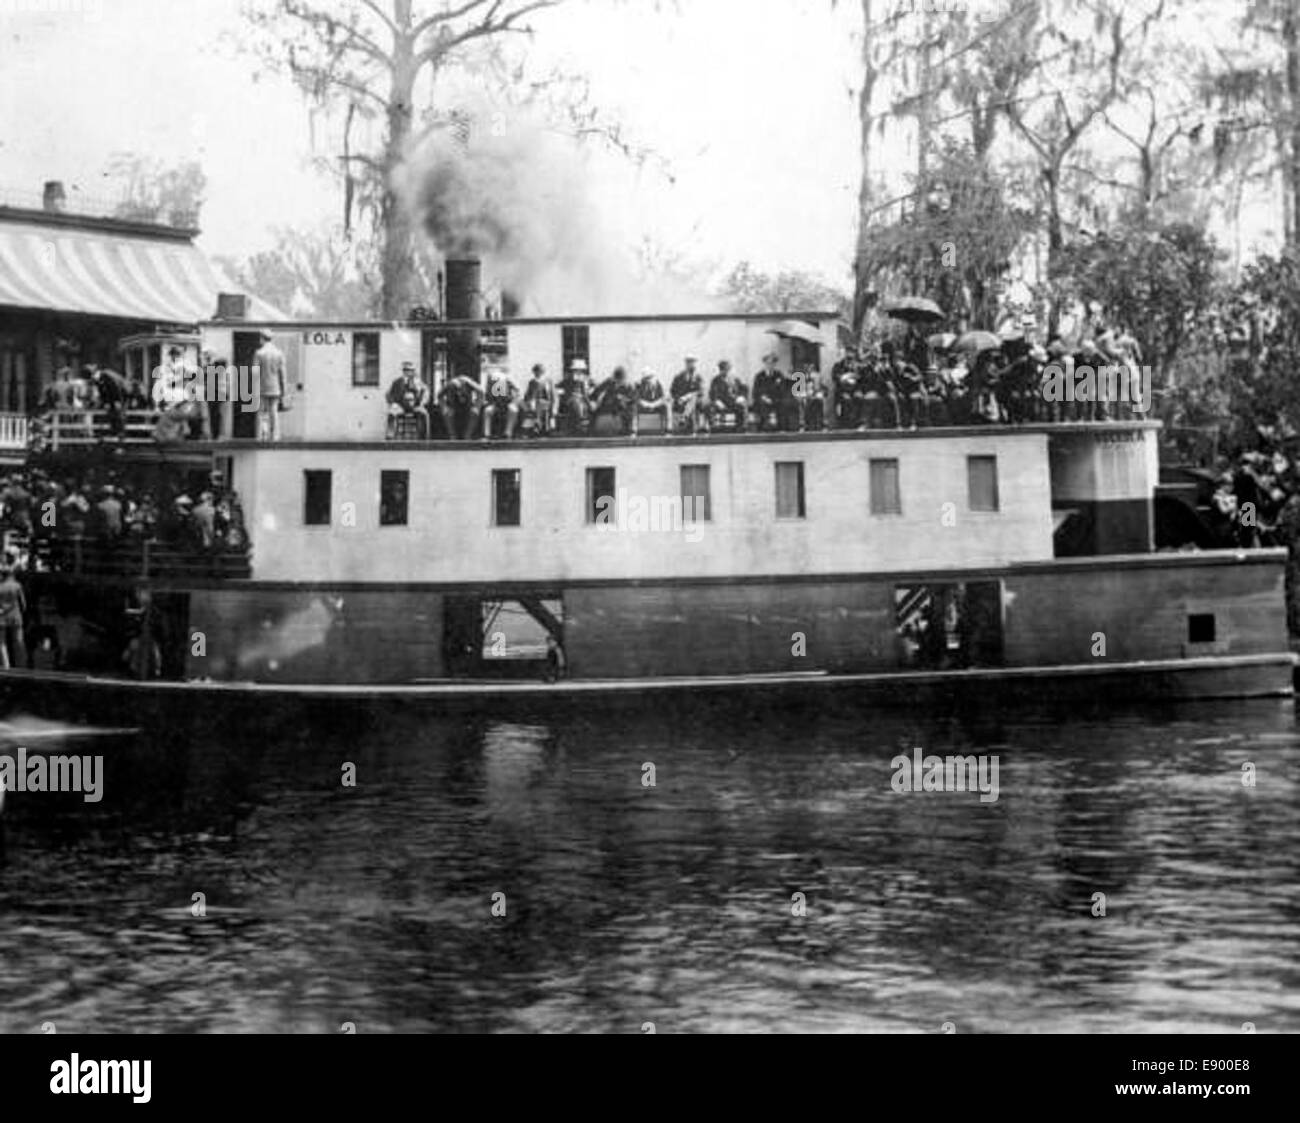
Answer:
[0,182,279,452]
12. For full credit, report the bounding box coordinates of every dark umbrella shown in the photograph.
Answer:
[954,330,1002,354]
[882,296,944,323]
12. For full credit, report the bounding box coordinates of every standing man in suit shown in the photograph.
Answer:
[253,330,286,441]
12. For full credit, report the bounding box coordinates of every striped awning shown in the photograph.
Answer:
[0,219,241,324]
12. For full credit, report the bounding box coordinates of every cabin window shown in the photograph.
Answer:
[303,470,332,526]
[968,455,999,512]
[775,461,805,519]
[493,468,522,527]
[1188,613,1216,643]
[680,465,711,522]
[379,469,409,526]
[352,331,380,387]
[587,466,616,524]
[869,458,901,515]
[561,324,590,372]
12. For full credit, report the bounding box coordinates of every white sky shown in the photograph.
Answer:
[0,0,1278,292]
[0,0,863,288]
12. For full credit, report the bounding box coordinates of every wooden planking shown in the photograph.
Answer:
[564,581,895,678]
[189,588,444,684]
[1002,560,1288,666]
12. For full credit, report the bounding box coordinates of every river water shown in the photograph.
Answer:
[1,699,1297,1033]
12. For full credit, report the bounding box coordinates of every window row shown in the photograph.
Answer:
[301,456,1000,528]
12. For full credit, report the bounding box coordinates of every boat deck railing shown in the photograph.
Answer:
[12,533,251,581]
[37,409,164,450]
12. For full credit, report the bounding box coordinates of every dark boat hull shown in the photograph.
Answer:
[1,654,1292,734]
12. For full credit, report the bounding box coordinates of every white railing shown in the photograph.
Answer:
[0,411,28,449]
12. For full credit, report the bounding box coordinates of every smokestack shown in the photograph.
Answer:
[444,257,483,383]
[445,258,483,320]
[43,180,66,213]
[501,290,521,319]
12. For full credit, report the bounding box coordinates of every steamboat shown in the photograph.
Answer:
[0,252,1292,728]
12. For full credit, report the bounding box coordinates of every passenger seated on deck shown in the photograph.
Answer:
[592,366,636,435]
[670,355,708,434]
[751,352,784,432]
[556,360,593,435]
[858,348,901,430]
[791,366,827,431]
[386,360,431,438]
[633,368,669,435]
[522,363,555,436]
[438,373,484,440]
[706,360,748,431]
[481,366,521,439]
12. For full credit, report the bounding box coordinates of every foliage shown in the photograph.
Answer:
[865,142,1034,326]
[1056,220,1223,376]
[717,261,850,317]
[106,154,206,226]
[217,225,379,320]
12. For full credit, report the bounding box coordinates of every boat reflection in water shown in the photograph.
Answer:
[0,699,1296,1033]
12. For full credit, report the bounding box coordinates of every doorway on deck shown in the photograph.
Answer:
[894,580,1004,670]
[231,331,263,439]
[442,593,565,679]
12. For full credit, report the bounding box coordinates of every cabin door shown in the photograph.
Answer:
[231,332,262,439]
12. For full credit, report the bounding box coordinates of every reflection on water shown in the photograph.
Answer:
[1,700,1298,1033]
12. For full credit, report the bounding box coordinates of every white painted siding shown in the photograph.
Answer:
[230,431,1054,584]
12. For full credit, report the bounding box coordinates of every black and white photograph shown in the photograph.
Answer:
[0,0,1294,1083]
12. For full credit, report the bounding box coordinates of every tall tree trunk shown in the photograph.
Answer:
[1045,161,1063,338]
[1286,1,1300,248]
[380,0,418,319]
[852,0,879,336]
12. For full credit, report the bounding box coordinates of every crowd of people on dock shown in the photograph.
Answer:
[0,465,250,572]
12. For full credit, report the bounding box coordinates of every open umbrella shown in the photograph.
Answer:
[882,296,944,323]
[927,332,957,351]
[954,330,1002,354]
[765,320,823,345]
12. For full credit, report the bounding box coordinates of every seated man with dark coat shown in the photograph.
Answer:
[591,366,636,435]
[751,352,785,432]
[633,368,669,435]
[706,360,749,431]
[556,359,593,434]
[670,355,708,434]
[386,360,431,438]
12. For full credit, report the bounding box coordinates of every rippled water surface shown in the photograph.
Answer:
[1,700,1298,1033]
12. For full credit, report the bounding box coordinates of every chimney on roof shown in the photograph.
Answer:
[42,180,66,213]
